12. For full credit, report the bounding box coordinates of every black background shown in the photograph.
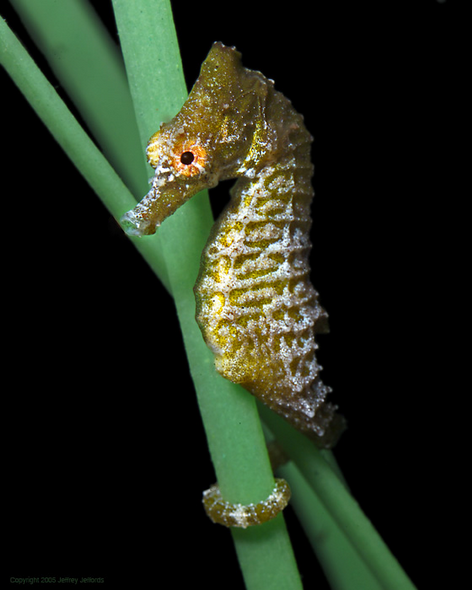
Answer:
[2,1,466,588]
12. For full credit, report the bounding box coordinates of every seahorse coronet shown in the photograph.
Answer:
[121,42,346,448]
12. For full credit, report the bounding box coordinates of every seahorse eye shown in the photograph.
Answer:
[172,144,207,177]
[180,151,195,165]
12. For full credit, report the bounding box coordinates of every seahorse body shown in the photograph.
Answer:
[122,42,345,447]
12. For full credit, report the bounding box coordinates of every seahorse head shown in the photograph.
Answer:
[121,42,281,237]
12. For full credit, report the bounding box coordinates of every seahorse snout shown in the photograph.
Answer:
[120,179,181,237]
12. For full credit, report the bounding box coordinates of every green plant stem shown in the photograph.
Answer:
[277,461,383,590]
[8,0,146,198]
[110,1,303,588]
[0,15,169,291]
[262,422,382,590]
[7,0,171,293]
[1,4,418,588]
[259,403,418,590]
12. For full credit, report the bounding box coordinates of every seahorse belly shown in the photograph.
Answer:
[194,154,336,442]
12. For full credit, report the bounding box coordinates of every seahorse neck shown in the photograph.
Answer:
[230,140,314,233]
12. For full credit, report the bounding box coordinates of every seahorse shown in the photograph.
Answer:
[122,42,345,448]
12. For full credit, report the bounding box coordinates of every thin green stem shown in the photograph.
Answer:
[277,461,383,590]
[9,0,146,197]
[0,15,169,290]
[7,0,172,292]
[259,403,418,590]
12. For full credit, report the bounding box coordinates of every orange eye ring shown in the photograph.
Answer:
[172,142,207,177]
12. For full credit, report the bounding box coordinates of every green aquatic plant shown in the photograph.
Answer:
[1,1,417,588]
